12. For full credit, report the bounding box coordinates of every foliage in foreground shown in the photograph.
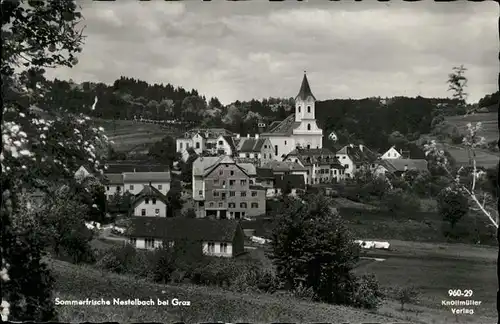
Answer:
[269,194,383,309]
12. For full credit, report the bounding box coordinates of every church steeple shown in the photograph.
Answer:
[296,71,316,101]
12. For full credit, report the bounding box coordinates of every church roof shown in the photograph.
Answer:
[260,114,300,136]
[296,73,316,101]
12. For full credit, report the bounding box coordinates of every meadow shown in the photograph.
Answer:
[93,119,180,153]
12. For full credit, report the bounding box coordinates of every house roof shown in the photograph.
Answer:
[192,156,254,177]
[261,160,307,172]
[378,158,428,173]
[337,144,379,164]
[123,172,171,183]
[222,135,237,153]
[104,163,168,174]
[296,73,316,101]
[104,174,124,185]
[237,138,269,153]
[275,174,306,190]
[180,128,233,140]
[131,185,169,210]
[260,114,301,136]
[237,163,257,176]
[127,217,241,242]
[286,148,343,167]
[256,168,274,179]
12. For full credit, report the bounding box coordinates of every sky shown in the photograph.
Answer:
[45,0,498,105]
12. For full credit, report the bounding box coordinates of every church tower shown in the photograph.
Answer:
[292,72,323,149]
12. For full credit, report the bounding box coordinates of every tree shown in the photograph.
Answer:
[437,185,469,230]
[147,136,177,167]
[270,195,366,306]
[1,1,109,321]
[447,65,468,115]
[381,188,421,215]
[167,179,183,217]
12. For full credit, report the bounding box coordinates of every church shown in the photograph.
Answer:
[260,73,323,160]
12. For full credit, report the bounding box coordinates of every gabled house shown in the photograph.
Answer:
[335,144,379,178]
[104,174,124,199]
[373,158,428,177]
[255,167,275,189]
[380,145,410,159]
[176,128,234,161]
[192,156,266,219]
[74,165,93,180]
[123,172,171,196]
[130,185,169,217]
[271,174,306,197]
[236,135,274,164]
[260,160,308,185]
[127,217,245,258]
[213,135,238,156]
[284,148,345,185]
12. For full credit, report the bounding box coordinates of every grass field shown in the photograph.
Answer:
[441,113,499,168]
[93,119,180,153]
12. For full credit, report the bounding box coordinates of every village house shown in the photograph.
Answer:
[260,160,308,184]
[213,135,238,156]
[255,167,276,190]
[380,145,410,159]
[335,144,379,178]
[260,73,324,159]
[175,128,234,161]
[103,171,171,200]
[126,217,245,258]
[130,185,169,217]
[284,148,345,185]
[236,135,274,165]
[373,158,429,177]
[192,156,266,219]
[270,174,306,197]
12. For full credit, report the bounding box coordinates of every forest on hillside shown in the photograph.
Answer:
[41,73,497,153]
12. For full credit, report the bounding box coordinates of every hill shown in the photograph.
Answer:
[49,258,395,323]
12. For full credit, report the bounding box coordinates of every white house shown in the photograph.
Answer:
[176,128,234,161]
[104,172,171,200]
[284,148,345,184]
[130,185,169,217]
[104,174,124,199]
[213,135,238,156]
[126,217,246,258]
[373,158,429,177]
[260,73,323,160]
[335,144,379,178]
[236,135,274,162]
[380,145,411,160]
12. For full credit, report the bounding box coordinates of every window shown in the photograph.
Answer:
[275,145,278,156]
[251,202,259,208]
[249,179,254,185]
[229,191,235,197]
[264,145,267,149]
[152,198,157,204]
[199,201,204,207]
[307,145,311,149]
[218,140,223,145]
[246,153,250,158]
[207,242,215,253]
[307,123,311,131]
[129,238,136,246]
[145,198,149,204]
[158,185,163,190]
[145,239,154,249]
[195,142,200,149]
[222,180,226,186]
[230,170,234,176]
[155,209,160,215]
[229,203,235,208]
[199,190,203,196]
[229,180,235,186]
[284,141,287,145]
[307,106,311,113]
[298,106,301,113]
[214,179,219,185]
[263,154,266,159]
[116,186,121,191]
[141,209,146,216]
[209,202,214,207]
[129,184,134,190]
[220,243,228,253]
[186,143,190,148]
[240,191,246,197]
[213,191,219,197]
[240,179,247,186]
[221,192,226,199]
[240,202,247,208]
[219,169,223,175]
[251,191,257,197]
[106,186,110,191]
[179,142,183,149]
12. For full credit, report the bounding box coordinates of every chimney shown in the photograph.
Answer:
[255,134,259,139]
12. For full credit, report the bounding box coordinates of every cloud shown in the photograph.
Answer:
[45,1,498,105]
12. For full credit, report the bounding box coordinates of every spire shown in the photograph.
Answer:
[296,72,316,101]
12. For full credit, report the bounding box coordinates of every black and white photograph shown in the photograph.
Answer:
[1,0,498,323]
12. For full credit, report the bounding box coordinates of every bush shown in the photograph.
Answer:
[437,186,469,230]
[350,274,384,309]
[395,286,420,310]
[95,244,138,274]
[381,188,421,215]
